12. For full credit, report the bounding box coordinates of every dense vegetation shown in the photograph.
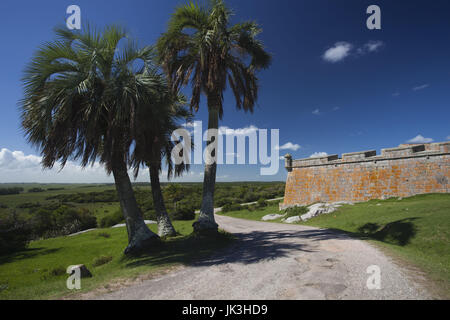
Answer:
[0,182,284,254]
[0,187,24,196]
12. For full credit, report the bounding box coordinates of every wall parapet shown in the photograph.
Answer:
[282,141,450,208]
[285,142,450,170]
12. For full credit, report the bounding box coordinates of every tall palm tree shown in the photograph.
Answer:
[157,0,272,233]
[131,94,192,238]
[19,25,167,254]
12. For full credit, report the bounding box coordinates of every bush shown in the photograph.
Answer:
[49,266,66,276]
[92,255,113,267]
[256,198,268,208]
[0,187,23,196]
[221,203,242,213]
[29,206,97,238]
[284,206,308,218]
[0,212,32,255]
[169,205,195,221]
[96,232,111,238]
[143,210,157,221]
[28,188,45,193]
[16,202,42,209]
[99,209,124,228]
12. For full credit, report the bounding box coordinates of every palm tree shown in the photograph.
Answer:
[20,25,167,254]
[157,0,272,233]
[131,95,192,237]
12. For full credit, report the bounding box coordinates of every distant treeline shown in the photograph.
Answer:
[0,205,97,255]
[46,190,118,203]
[0,187,24,195]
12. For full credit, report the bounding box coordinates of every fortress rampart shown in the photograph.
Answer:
[281,142,450,209]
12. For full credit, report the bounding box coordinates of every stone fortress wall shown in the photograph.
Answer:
[281,141,450,209]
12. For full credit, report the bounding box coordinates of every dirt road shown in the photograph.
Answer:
[94,215,431,300]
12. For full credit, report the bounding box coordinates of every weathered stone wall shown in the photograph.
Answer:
[281,142,450,209]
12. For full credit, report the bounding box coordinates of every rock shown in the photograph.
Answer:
[261,214,285,221]
[300,203,340,221]
[285,216,301,224]
[332,201,354,206]
[68,264,92,278]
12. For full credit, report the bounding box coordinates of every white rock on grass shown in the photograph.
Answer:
[300,202,352,222]
[261,214,285,221]
[284,216,301,224]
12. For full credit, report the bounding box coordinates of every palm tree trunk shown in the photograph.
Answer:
[193,101,219,234]
[149,163,177,237]
[112,159,159,254]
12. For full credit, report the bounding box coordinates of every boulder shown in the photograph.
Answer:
[285,216,301,224]
[261,214,285,221]
[300,203,341,221]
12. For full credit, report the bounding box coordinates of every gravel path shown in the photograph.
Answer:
[94,215,431,300]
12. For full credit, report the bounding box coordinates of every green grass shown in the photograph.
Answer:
[219,193,450,298]
[0,216,234,300]
[219,203,285,222]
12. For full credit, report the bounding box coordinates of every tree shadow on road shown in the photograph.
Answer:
[193,228,350,266]
[123,227,353,269]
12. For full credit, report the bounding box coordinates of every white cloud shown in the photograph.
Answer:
[358,40,384,54]
[332,106,340,111]
[412,84,429,91]
[407,135,434,144]
[447,136,450,140]
[218,125,259,136]
[392,92,400,97]
[312,109,321,116]
[322,42,352,63]
[276,142,301,151]
[310,152,328,158]
[0,148,113,183]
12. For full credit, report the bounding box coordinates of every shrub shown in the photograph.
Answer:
[170,205,195,221]
[0,212,32,255]
[92,255,113,267]
[96,232,111,238]
[29,206,97,238]
[49,266,66,276]
[143,210,157,221]
[99,209,124,228]
[0,187,23,196]
[284,206,308,218]
[28,188,45,193]
[256,198,268,208]
[16,202,42,209]
[221,203,242,213]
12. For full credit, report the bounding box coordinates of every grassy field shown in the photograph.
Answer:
[219,193,450,297]
[0,216,234,300]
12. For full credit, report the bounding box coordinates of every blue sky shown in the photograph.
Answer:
[0,0,449,183]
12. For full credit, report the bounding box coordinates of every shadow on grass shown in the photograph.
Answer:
[122,228,351,269]
[355,218,419,246]
[0,247,61,265]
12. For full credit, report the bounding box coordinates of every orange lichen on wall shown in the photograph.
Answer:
[281,142,450,208]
